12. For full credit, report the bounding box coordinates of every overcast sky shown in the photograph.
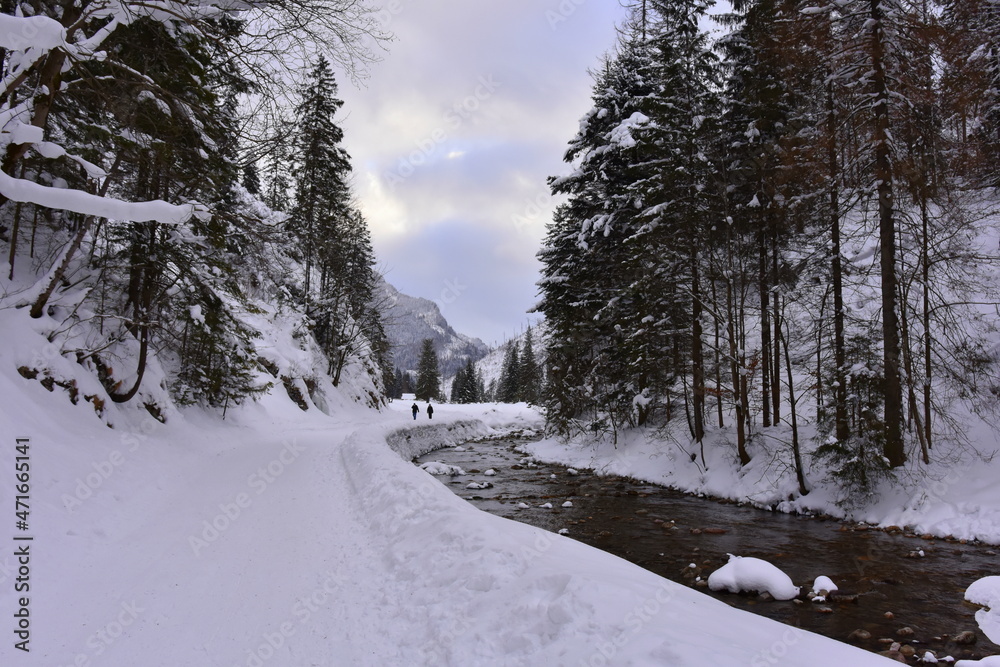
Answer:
[336,1,631,346]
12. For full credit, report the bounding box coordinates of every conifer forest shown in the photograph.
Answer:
[537,0,1000,498]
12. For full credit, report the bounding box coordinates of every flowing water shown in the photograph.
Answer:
[414,436,1000,662]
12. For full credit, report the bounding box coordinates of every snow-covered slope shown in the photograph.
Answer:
[380,278,490,376]
[442,324,545,397]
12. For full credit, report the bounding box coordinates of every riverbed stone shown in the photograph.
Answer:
[847,629,872,642]
[897,627,915,637]
[954,630,977,645]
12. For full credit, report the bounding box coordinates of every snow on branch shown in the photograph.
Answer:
[0,170,207,225]
[0,14,66,52]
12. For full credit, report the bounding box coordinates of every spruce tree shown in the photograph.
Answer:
[290,56,353,298]
[415,339,441,401]
[498,340,521,403]
[450,366,467,403]
[519,327,543,404]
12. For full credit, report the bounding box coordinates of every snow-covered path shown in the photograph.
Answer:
[0,390,901,666]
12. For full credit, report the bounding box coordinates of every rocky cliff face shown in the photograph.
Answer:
[380,279,490,377]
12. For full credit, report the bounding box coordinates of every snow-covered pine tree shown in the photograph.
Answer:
[938,0,1000,184]
[415,339,441,401]
[290,56,353,299]
[538,13,656,435]
[518,327,543,404]
[627,0,721,445]
[450,364,467,403]
[498,339,521,403]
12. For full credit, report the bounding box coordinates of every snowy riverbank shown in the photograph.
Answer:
[520,419,1000,546]
[0,379,910,666]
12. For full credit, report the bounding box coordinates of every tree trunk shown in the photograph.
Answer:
[828,81,850,444]
[760,231,772,427]
[771,233,781,422]
[727,276,750,467]
[921,198,932,451]
[781,317,808,496]
[871,0,905,467]
[712,278,724,428]
[691,244,705,446]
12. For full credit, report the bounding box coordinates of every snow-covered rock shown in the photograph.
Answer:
[420,461,465,476]
[708,555,800,601]
[966,575,1000,643]
[811,575,839,601]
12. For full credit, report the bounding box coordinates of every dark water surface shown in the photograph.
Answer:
[415,437,1000,662]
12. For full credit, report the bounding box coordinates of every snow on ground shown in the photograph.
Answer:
[0,372,904,666]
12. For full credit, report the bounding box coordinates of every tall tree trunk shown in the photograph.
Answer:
[921,198,932,450]
[771,233,781,422]
[827,81,850,444]
[760,231,772,427]
[728,279,747,465]
[871,0,906,467]
[900,288,930,464]
[712,278,724,428]
[691,244,705,446]
[780,315,808,496]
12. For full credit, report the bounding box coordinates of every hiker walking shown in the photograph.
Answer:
[427,403,434,420]
[411,403,419,420]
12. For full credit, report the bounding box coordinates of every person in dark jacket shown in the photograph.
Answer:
[411,403,419,420]
[427,403,434,419]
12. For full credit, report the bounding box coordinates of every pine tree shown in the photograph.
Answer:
[243,162,262,195]
[392,368,405,399]
[518,327,543,404]
[450,365,467,403]
[498,340,521,403]
[415,339,441,401]
[290,56,353,298]
[632,0,722,442]
[538,17,657,433]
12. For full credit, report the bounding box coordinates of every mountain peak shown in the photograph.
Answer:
[380,279,490,375]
